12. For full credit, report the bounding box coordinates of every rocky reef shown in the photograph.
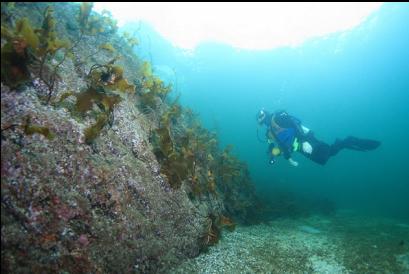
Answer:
[1,3,260,273]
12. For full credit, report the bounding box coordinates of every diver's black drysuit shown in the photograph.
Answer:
[267,111,381,165]
[300,133,380,165]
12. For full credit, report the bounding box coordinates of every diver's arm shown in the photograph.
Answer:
[282,145,298,166]
[279,136,298,166]
[282,147,292,161]
[280,146,298,166]
[266,129,275,144]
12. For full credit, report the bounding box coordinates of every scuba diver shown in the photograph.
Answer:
[256,109,381,166]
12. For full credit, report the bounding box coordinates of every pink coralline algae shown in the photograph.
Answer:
[78,234,90,246]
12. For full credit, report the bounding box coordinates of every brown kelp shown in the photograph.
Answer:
[143,85,261,225]
[136,61,172,111]
[1,2,120,102]
[1,5,71,101]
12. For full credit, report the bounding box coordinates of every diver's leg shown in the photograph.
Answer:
[309,142,332,165]
[302,135,380,165]
[342,136,381,151]
[330,136,381,155]
[300,135,332,165]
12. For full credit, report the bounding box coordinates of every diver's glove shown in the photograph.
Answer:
[289,158,299,167]
[302,141,313,154]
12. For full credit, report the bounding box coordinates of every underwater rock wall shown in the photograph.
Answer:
[1,83,203,273]
[1,2,259,273]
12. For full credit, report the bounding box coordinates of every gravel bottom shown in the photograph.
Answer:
[171,212,409,273]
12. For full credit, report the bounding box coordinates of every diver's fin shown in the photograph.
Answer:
[343,136,381,151]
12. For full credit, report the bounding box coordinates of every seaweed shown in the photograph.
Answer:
[65,58,134,144]
[78,2,93,33]
[157,106,260,207]
[23,116,55,140]
[99,43,115,53]
[0,36,32,88]
[74,87,120,114]
[136,61,172,111]
[215,145,242,183]
[200,214,235,251]
[150,105,199,189]
[88,61,135,93]
[0,6,71,100]
[84,114,109,144]
[50,48,137,145]
[35,6,71,103]
[70,85,121,144]
[207,170,217,195]
[1,3,122,101]
[1,115,55,141]
[150,104,224,197]
[1,18,39,88]
[151,119,185,188]
[200,214,221,250]
[76,3,117,38]
[71,3,118,69]
[219,215,236,232]
[122,31,138,48]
